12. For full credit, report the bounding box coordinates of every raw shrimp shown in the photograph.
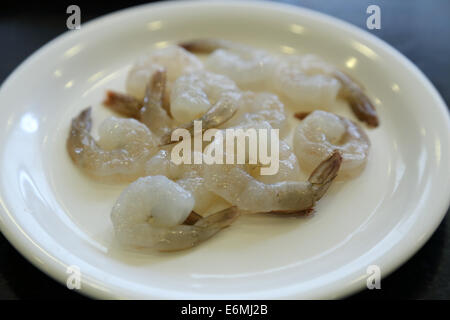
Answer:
[293,110,370,178]
[145,150,226,215]
[203,151,342,213]
[160,95,239,145]
[103,90,142,119]
[177,172,226,216]
[145,149,184,180]
[139,68,173,137]
[181,39,379,127]
[253,140,302,184]
[126,45,203,101]
[273,54,341,109]
[180,39,275,91]
[110,175,239,251]
[170,70,240,123]
[105,69,173,138]
[67,108,158,181]
[274,54,379,127]
[224,91,287,135]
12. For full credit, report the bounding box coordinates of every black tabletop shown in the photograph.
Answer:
[0,0,449,300]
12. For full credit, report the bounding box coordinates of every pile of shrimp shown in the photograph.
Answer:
[67,39,378,252]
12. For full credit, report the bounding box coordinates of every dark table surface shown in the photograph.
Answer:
[0,0,449,300]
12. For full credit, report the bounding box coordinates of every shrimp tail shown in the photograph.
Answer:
[143,68,166,112]
[347,91,379,127]
[103,91,142,119]
[71,107,92,131]
[67,107,94,163]
[308,150,342,201]
[158,206,240,252]
[159,97,238,145]
[195,206,240,229]
[179,38,232,54]
[334,71,379,127]
[140,68,174,137]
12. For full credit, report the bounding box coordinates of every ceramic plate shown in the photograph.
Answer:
[0,1,449,299]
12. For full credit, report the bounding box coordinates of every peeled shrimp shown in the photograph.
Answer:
[170,70,240,123]
[180,39,275,91]
[253,140,302,184]
[111,175,239,251]
[139,68,173,137]
[160,95,239,145]
[126,45,203,101]
[181,39,379,127]
[273,54,341,109]
[293,110,370,178]
[224,91,287,134]
[203,151,342,213]
[177,172,226,216]
[274,55,379,126]
[105,69,173,138]
[67,108,158,180]
[145,150,226,215]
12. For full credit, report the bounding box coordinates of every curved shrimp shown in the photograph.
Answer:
[181,39,379,127]
[202,150,342,213]
[67,108,158,181]
[170,70,240,123]
[177,172,227,216]
[160,95,239,145]
[274,54,379,127]
[126,45,204,102]
[110,175,239,251]
[293,110,370,179]
[139,68,173,137]
[104,69,174,139]
[180,39,275,91]
[224,91,287,135]
[145,150,228,215]
[252,140,302,185]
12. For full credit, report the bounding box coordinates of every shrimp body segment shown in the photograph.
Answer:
[180,39,275,91]
[170,70,240,123]
[67,108,157,180]
[274,54,378,126]
[225,91,287,133]
[273,55,342,109]
[181,39,379,127]
[203,151,342,213]
[126,45,204,101]
[111,175,239,251]
[293,110,370,178]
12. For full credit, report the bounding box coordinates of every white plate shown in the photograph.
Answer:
[0,0,449,300]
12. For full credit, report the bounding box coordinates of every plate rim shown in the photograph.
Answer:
[0,0,449,299]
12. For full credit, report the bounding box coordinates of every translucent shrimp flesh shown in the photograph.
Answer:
[252,140,302,185]
[181,39,379,127]
[170,70,241,123]
[67,108,158,181]
[104,69,173,139]
[110,175,239,251]
[224,91,287,135]
[274,55,379,126]
[126,45,204,101]
[160,95,239,145]
[203,151,342,213]
[145,150,227,215]
[293,110,370,178]
[180,39,275,91]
